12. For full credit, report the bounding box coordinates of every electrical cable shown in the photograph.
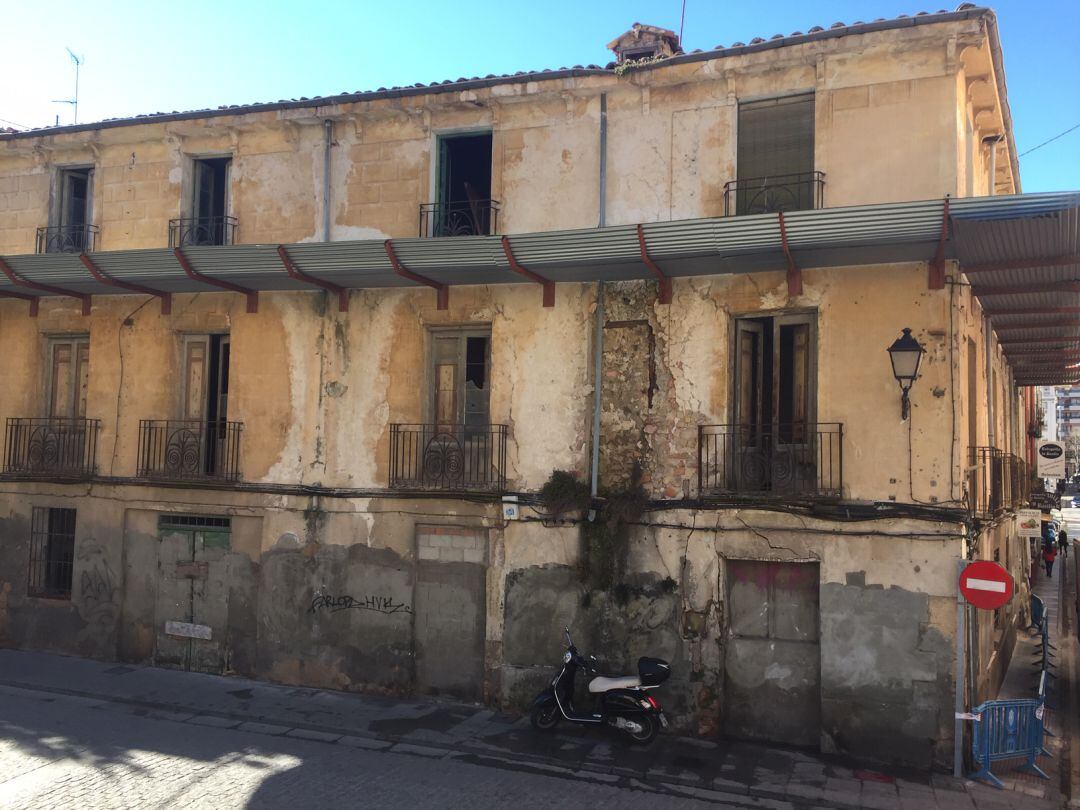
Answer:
[1019,122,1080,158]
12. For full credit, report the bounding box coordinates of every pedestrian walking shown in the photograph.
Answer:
[1059,526,1069,558]
[1043,542,1058,577]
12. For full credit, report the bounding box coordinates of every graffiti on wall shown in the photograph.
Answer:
[309,593,412,616]
[78,539,120,634]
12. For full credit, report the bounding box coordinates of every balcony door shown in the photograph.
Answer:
[183,334,230,475]
[736,94,815,215]
[433,133,493,236]
[431,330,490,432]
[49,338,90,420]
[733,314,815,491]
[190,157,231,245]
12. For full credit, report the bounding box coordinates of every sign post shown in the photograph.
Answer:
[954,559,1015,777]
[954,559,967,778]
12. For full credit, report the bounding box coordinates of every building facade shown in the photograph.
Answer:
[0,6,1048,769]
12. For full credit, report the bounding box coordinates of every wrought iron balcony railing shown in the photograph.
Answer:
[389,423,507,491]
[3,418,100,477]
[168,216,237,247]
[968,447,1028,519]
[35,224,99,254]
[137,419,242,482]
[723,171,825,217]
[418,200,500,238]
[698,422,843,499]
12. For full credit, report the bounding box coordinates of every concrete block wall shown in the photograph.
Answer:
[418,526,487,564]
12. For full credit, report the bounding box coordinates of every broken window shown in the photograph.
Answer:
[427,133,496,236]
[187,157,232,245]
[734,94,817,215]
[430,329,491,429]
[28,507,76,599]
[48,337,90,419]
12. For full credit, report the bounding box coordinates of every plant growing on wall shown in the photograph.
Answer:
[580,465,647,593]
[539,470,592,520]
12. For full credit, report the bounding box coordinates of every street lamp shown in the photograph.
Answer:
[887,327,925,420]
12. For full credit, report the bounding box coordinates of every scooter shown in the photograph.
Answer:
[529,628,670,745]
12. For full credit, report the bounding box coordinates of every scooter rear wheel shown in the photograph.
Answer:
[530,702,560,731]
[624,713,658,745]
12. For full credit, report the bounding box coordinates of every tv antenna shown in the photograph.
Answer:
[51,48,83,124]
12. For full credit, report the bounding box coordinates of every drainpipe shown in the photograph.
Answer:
[588,93,608,517]
[323,119,333,241]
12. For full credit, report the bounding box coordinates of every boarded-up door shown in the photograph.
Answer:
[724,559,820,747]
[414,527,486,701]
[154,518,231,673]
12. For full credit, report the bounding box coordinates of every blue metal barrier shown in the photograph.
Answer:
[970,700,1049,788]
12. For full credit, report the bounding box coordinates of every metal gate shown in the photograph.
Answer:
[154,515,231,673]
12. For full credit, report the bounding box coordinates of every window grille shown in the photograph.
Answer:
[28,507,76,598]
[158,515,231,530]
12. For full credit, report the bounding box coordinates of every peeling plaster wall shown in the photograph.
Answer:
[499,508,964,769]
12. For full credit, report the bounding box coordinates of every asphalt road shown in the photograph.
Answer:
[0,683,734,809]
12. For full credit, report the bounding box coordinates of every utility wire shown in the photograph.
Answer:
[1019,122,1080,157]
[0,116,28,130]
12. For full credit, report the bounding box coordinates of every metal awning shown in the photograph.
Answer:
[3,190,1079,385]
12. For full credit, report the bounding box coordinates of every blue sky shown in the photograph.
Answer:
[1,1,1076,192]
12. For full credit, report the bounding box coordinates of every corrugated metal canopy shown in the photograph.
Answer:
[3,190,1080,385]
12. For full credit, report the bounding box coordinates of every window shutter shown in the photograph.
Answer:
[737,94,815,180]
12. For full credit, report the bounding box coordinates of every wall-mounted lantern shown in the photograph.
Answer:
[887,327,925,420]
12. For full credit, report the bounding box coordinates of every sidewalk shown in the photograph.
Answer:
[993,533,1080,807]
[0,648,1057,810]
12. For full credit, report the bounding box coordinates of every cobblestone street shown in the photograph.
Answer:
[0,684,733,809]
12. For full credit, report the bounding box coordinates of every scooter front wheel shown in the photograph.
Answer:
[530,701,560,731]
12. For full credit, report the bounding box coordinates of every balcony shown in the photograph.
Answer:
[137,420,242,482]
[3,418,100,478]
[723,171,825,217]
[35,225,99,254]
[418,200,500,238]
[698,423,843,499]
[168,216,237,247]
[389,423,507,492]
[968,447,1029,519]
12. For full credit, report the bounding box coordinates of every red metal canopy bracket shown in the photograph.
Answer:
[384,240,448,310]
[929,197,950,290]
[81,253,171,314]
[0,256,90,315]
[0,289,39,317]
[636,224,673,305]
[501,236,554,307]
[964,253,1080,274]
[277,245,348,312]
[174,248,258,313]
[776,212,803,297]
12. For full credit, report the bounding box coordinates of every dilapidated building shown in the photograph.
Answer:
[0,5,1074,770]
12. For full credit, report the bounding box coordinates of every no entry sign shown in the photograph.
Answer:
[959,561,1014,610]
